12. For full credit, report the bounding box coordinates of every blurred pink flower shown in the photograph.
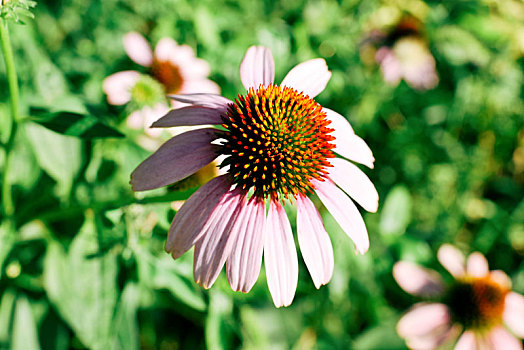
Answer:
[394,244,524,349]
[130,46,378,307]
[103,32,219,138]
[375,36,438,91]
[362,16,438,91]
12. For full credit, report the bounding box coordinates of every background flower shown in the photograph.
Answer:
[103,32,219,140]
[394,245,524,349]
[361,12,438,90]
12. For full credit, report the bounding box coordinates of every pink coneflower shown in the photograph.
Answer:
[130,46,378,307]
[362,17,438,90]
[103,32,219,137]
[394,244,524,349]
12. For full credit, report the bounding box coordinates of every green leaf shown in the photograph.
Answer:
[434,25,490,67]
[43,215,118,350]
[112,283,141,350]
[134,248,206,312]
[29,107,124,139]
[352,321,406,350]
[11,296,41,350]
[0,289,16,345]
[24,122,82,199]
[380,185,412,236]
[205,290,234,350]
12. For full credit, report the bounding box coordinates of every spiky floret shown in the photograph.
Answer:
[444,276,508,331]
[218,84,335,200]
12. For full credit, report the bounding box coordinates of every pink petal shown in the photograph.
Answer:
[165,175,232,258]
[328,157,379,213]
[102,71,140,105]
[491,270,512,290]
[504,292,524,338]
[168,94,232,114]
[397,303,451,339]
[127,104,169,138]
[487,326,523,350]
[406,324,460,350]
[393,261,445,297]
[437,244,466,278]
[281,58,331,98]
[239,46,275,90]
[130,128,219,191]
[296,195,334,288]
[323,108,375,169]
[312,178,369,255]
[154,38,181,63]
[226,198,266,292]
[376,47,402,86]
[466,252,489,277]
[193,190,245,288]
[454,331,477,350]
[151,106,223,128]
[177,56,212,79]
[264,200,298,307]
[123,32,153,67]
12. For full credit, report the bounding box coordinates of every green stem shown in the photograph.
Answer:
[0,19,20,221]
[0,20,19,122]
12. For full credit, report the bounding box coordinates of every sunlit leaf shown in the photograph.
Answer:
[134,248,206,311]
[380,185,412,236]
[0,289,16,345]
[43,214,118,349]
[205,289,233,350]
[11,296,41,350]
[24,123,82,198]
[112,283,141,350]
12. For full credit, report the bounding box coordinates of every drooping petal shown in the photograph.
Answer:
[264,200,298,307]
[123,32,153,67]
[454,331,477,350]
[151,106,223,128]
[168,94,232,114]
[312,178,369,255]
[437,244,466,278]
[226,199,266,292]
[165,175,232,258]
[487,326,523,350]
[397,303,451,339]
[193,190,245,288]
[281,58,331,98]
[393,261,445,297]
[328,157,379,213]
[323,108,375,168]
[130,128,219,191]
[466,252,489,277]
[102,71,140,105]
[296,195,334,289]
[504,292,524,338]
[240,46,275,90]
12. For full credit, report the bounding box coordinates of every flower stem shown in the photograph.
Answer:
[0,19,20,221]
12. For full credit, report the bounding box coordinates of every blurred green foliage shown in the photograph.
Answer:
[0,0,523,349]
